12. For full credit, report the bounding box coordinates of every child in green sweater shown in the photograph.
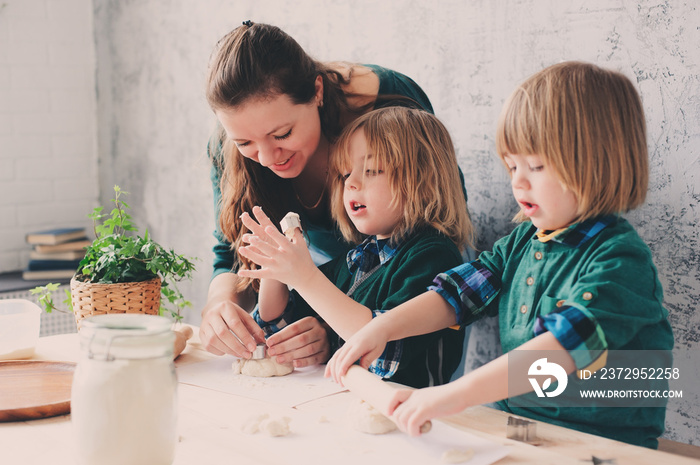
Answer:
[238,107,474,388]
[326,62,673,448]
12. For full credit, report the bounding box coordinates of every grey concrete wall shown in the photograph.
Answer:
[92,0,699,444]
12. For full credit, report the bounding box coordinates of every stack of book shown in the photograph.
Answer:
[22,227,91,281]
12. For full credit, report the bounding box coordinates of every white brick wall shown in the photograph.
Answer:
[0,0,99,273]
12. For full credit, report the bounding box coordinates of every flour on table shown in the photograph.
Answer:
[231,357,294,377]
[260,416,291,437]
[241,413,291,437]
[441,448,474,463]
[346,398,396,434]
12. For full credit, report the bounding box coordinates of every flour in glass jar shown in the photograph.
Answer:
[71,314,177,465]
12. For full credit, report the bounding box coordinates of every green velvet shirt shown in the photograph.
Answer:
[275,228,466,389]
[431,216,673,448]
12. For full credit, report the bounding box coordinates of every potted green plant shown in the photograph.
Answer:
[31,186,196,327]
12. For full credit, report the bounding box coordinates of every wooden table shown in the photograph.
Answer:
[2,328,697,465]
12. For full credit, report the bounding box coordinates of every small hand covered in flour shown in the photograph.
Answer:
[238,206,317,290]
[238,206,331,369]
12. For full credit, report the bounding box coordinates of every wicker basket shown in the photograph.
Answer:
[70,277,161,329]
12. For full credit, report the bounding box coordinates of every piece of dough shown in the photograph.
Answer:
[259,416,291,437]
[441,448,474,463]
[280,212,302,238]
[346,398,397,435]
[240,413,291,437]
[241,413,269,434]
[232,357,294,377]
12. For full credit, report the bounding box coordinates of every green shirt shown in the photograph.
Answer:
[431,216,673,448]
[289,229,465,389]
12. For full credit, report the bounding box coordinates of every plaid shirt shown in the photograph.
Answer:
[346,236,399,292]
[253,235,405,378]
[345,237,403,378]
[429,216,617,371]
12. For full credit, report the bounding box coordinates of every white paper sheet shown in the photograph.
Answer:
[176,356,347,407]
[288,393,511,465]
[177,392,510,465]
[176,357,510,465]
[407,421,511,464]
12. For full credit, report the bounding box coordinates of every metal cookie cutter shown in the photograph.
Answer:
[251,343,267,360]
[506,416,538,443]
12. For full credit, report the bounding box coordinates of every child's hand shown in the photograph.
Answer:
[389,383,467,436]
[238,206,317,289]
[324,318,391,384]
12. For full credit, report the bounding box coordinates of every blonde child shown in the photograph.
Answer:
[326,62,673,448]
[238,106,474,388]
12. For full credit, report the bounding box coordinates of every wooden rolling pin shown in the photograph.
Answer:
[173,326,194,359]
[341,365,432,434]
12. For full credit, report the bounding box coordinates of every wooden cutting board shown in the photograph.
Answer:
[0,360,76,422]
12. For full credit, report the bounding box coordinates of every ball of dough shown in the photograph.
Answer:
[232,357,294,377]
[346,398,397,435]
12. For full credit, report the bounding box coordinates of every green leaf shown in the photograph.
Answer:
[29,283,73,314]
[72,185,197,315]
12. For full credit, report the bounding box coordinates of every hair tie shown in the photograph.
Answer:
[242,20,253,27]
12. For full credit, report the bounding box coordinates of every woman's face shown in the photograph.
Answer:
[216,83,323,179]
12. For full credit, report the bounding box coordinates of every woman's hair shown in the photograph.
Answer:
[205,22,361,291]
[495,61,649,223]
[205,22,425,291]
[330,107,474,250]
[206,21,351,141]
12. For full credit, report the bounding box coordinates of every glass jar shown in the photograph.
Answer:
[71,314,177,465]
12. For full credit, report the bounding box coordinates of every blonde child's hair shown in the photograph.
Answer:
[330,106,474,250]
[496,61,649,223]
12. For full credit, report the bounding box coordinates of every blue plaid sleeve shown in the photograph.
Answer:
[428,261,500,327]
[252,295,295,337]
[534,303,608,373]
[366,309,403,379]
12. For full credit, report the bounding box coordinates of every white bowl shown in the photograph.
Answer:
[0,299,41,360]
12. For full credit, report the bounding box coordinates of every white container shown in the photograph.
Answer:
[0,299,41,360]
[71,314,177,465]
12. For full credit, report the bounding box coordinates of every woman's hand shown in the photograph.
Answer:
[199,273,265,358]
[324,318,391,384]
[238,207,317,290]
[199,296,266,358]
[266,316,331,367]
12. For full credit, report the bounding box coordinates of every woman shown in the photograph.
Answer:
[201,21,469,368]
